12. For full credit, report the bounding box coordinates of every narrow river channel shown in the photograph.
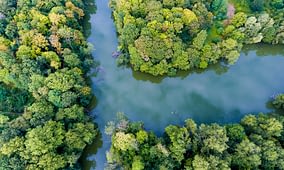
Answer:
[82,0,284,169]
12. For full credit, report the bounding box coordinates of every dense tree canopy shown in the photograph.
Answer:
[111,0,284,76]
[106,100,284,170]
[0,0,98,169]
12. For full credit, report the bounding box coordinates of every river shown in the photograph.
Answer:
[81,0,284,169]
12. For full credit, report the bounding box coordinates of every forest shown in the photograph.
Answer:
[105,95,284,170]
[0,0,284,169]
[105,0,284,169]
[0,0,98,169]
[110,0,284,76]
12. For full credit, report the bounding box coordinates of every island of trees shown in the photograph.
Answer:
[105,0,284,169]
[0,0,98,169]
[106,94,284,170]
[110,0,284,76]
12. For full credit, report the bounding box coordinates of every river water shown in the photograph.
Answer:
[82,0,284,169]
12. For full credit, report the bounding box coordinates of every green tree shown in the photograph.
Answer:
[165,125,191,164]
[232,139,261,169]
[198,124,228,154]
[249,0,265,11]
[113,132,137,151]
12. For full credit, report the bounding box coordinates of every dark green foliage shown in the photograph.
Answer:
[0,84,31,113]
[273,94,284,109]
[0,0,98,169]
[248,0,265,11]
[271,0,284,9]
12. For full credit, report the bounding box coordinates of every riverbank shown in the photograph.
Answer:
[82,0,284,169]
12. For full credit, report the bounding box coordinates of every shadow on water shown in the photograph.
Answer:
[80,0,101,168]
[131,44,284,84]
[82,0,284,169]
[242,44,284,57]
[83,0,97,38]
[131,63,229,84]
[79,133,103,170]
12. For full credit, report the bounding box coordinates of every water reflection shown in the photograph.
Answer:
[83,0,284,169]
[131,63,229,84]
[79,134,103,170]
[243,44,284,57]
[83,0,97,38]
[131,44,284,84]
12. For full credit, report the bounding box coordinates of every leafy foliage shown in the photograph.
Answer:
[0,0,98,169]
[111,0,284,76]
[107,111,284,170]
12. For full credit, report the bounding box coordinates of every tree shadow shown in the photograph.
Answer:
[265,100,284,116]
[131,62,229,84]
[242,44,284,57]
[128,43,284,84]
[82,0,97,38]
[79,132,103,170]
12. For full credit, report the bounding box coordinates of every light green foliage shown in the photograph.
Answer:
[48,90,78,108]
[182,9,198,25]
[192,155,210,170]
[108,112,284,169]
[65,122,97,151]
[0,115,9,125]
[136,130,148,144]
[0,0,97,169]
[63,52,82,68]
[165,125,191,164]
[45,68,84,92]
[111,0,284,75]
[241,114,283,138]
[226,50,240,65]
[260,140,284,169]
[273,94,284,109]
[231,12,247,28]
[0,137,24,156]
[232,139,261,169]
[198,124,228,154]
[192,30,207,50]
[24,121,65,157]
[56,105,85,122]
[111,0,220,75]
[42,51,61,69]
[192,155,230,170]
[113,132,137,151]
[132,156,145,170]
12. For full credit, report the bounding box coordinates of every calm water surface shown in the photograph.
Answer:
[82,0,284,169]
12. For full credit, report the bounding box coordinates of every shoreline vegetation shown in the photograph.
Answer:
[106,95,284,170]
[0,0,98,169]
[105,0,284,169]
[110,0,284,76]
[0,0,284,169]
